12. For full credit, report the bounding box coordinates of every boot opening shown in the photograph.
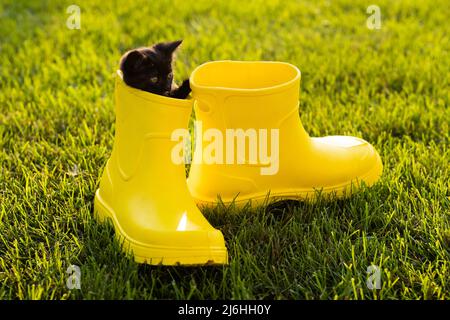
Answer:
[191,61,300,91]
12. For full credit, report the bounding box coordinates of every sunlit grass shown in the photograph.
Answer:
[0,0,449,299]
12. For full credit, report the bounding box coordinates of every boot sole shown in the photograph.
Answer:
[93,190,228,266]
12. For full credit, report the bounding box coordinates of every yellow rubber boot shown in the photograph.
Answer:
[187,61,383,207]
[94,71,227,265]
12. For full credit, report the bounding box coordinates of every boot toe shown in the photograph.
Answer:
[315,135,383,188]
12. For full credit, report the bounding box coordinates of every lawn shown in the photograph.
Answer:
[0,0,449,299]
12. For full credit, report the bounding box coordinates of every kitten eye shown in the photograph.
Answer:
[150,76,158,84]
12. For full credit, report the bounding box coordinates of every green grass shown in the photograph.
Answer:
[0,0,449,299]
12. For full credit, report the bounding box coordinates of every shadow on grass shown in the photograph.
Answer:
[78,182,389,298]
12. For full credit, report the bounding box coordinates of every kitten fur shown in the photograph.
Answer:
[120,40,191,99]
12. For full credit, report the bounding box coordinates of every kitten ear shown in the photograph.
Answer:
[121,50,145,72]
[154,40,183,55]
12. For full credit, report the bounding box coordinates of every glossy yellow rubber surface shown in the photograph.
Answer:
[188,61,383,207]
[94,71,228,265]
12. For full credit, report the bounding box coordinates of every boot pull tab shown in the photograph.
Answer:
[193,94,217,115]
[195,100,211,113]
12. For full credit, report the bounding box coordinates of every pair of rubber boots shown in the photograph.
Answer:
[94,61,383,265]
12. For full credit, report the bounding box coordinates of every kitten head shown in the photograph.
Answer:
[120,40,183,95]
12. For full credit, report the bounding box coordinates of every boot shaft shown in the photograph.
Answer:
[190,61,302,130]
[112,72,193,181]
[189,61,310,178]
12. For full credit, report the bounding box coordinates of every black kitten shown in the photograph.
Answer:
[120,40,191,99]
